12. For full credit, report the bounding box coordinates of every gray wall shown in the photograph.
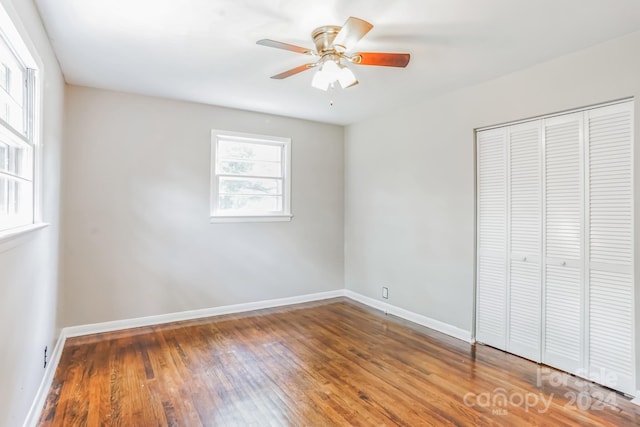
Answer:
[0,0,64,425]
[61,86,344,326]
[345,31,640,388]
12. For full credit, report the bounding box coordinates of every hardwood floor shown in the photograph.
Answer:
[38,298,640,426]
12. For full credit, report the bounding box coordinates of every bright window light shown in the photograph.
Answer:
[210,130,292,223]
[0,3,40,234]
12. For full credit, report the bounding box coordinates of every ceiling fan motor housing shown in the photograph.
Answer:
[312,26,342,54]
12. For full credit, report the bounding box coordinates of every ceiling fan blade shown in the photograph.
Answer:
[257,39,313,55]
[352,52,410,67]
[333,17,373,51]
[343,79,359,89]
[270,63,316,79]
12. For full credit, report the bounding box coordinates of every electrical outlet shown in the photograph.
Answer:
[382,286,389,299]
[44,346,48,369]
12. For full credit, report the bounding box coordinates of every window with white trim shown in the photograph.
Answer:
[0,10,38,233]
[211,130,292,222]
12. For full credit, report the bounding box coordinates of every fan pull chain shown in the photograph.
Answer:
[328,83,335,106]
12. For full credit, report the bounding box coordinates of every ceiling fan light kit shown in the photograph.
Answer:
[311,55,358,91]
[257,16,410,91]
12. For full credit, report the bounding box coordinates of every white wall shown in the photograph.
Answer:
[345,31,640,385]
[61,86,344,326]
[0,0,64,425]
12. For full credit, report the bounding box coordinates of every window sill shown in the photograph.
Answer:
[210,214,293,223]
[0,223,49,250]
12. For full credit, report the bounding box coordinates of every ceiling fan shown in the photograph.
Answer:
[257,17,410,91]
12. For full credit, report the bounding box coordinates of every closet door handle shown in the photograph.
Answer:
[562,261,567,266]
[522,256,527,262]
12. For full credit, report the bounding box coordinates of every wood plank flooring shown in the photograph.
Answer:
[38,298,640,426]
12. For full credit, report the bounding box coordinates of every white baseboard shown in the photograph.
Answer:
[23,288,474,426]
[23,329,67,427]
[63,289,346,338]
[631,392,640,406]
[344,290,473,343]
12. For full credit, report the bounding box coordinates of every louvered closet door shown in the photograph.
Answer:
[542,112,585,374]
[586,101,635,395]
[507,122,542,362]
[476,128,507,349]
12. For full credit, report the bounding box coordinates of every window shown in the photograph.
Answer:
[0,6,39,234]
[211,130,292,222]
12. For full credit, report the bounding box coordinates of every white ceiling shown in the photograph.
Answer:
[35,0,640,125]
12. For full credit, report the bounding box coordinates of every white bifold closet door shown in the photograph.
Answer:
[476,122,543,359]
[542,112,585,374]
[477,122,542,361]
[507,122,542,361]
[585,103,635,394]
[476,100,635,395]
[476,128,507,349]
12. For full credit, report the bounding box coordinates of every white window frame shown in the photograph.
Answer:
[0,2,44,241]
[210,129,292,223]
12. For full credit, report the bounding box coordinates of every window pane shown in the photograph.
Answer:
[0,37,26,136]
[13,145,31,178]
[0,142,31,178]
[219,177,282,196]
[1,93,24,133]
[218,195,282,212]
[218,140,282,162]
[0,176,6,217]
[218,159,281,177]
[0,141,7,172]
[0,176,31,223]
[0,38,24,107]
[8,178,17,214]
[15,179,31,219]
[13,145,22,175]
[0,63,8,92]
